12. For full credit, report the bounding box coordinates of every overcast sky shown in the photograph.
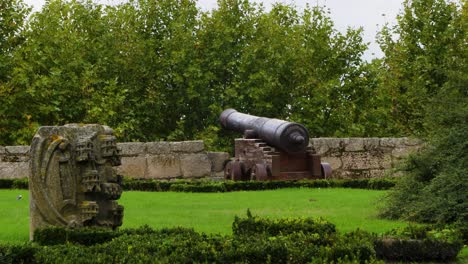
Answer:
[23,0,404,60]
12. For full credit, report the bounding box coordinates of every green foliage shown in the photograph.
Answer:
[377,0,465,136]
[0,178,28,189]
[27,215,382,264]
[379,0,467,228]
[0,177,398,191]
[9,216,464,263]
[0,243,36,264]
[374,225,463,262]
[1,0,388,148]
[232,211,336,238]
[0,0,31,145]
[120,178,397,192]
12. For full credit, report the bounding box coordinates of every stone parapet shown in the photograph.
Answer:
[0,138,421,180]
[310,137,423,179]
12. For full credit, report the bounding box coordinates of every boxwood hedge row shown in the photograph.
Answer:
[1,213,463,263]
[121,177,397,192]
[0,177,397,192]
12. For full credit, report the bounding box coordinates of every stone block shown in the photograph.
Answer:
[392,146,419,159]
[180,154,211,178]
[332,170,355,179]
[147,154,182,178]
[117,156,147,178]
[341,152,381,170]
[2,155,30,162]
[117,142,146,156]
[0,162,29,179]
[379,154,393,169]
[403,137,423,146]
[146,142,171,154]
[363,138,380,150]
[343,138,365,152]
[170,141,205,153]
[0,146,6,154]
[380,138,398,148]
[369,169,386,178]
[321,157,342,170]
[207,152,230,172]
[5,146,30,155]
[309,138,329,155]
[392,138,408,147]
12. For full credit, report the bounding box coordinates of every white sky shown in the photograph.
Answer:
[23,0,403,60]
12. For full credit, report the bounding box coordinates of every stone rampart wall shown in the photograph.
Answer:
[310,138,422,179]
[0,138,421,180]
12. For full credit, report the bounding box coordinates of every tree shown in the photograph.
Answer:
[0,0,30,145]
[380,0,467,226]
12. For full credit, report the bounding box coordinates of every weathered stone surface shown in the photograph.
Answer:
[379,154,393,169]
[117,156,147,178]
[363,138,380,150]
[392,146,419,159]
[171,141,205,153]
[321,157,342,170]
[380,138,398,148]
[147,155,181,178]
[29,124,124,240]
[146,142,171,154]
[2,155,29,162]
[207,152,230,172]
[341,152,381,170]
[0,162,29,179]
[180,154,211,178]
[343,138,365,152]
[0,146,5,154]
[403,137,423,146]
[369,169,387,178]
[333,170,356,179]
[5,146,30,155]
[309,138,329,155]
[118,142,146,156]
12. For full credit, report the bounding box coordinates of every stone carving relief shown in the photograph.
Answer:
[29,124,123,239]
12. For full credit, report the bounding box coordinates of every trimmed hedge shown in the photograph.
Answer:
[28,214,380,264]
[374,225,463,262]
[0,178,28,189]
[1,213,464,263]
[122,177,398,192]
[0,177,398,191]
[233,210,336,239]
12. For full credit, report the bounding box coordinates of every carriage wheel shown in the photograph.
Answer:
[251,163,269,181]
[321,163,332,179]
[224,160,244,181]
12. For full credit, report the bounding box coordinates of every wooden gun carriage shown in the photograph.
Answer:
[220,109,332,181]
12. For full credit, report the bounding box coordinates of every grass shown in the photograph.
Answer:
[0,188,408,244]
[2,188,467,261]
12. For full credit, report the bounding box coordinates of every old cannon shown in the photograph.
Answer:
[220,109,332,181]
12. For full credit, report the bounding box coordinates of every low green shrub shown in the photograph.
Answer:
[0,177,397,192]
[232,210,336,240]
[0,243,36,264]
[122,178,397,192]
[11,178,28,189]
[374,225,463,262]
[34,226,120,246]
[6,216,465,263]
[321,229,377,264]
[0,179,14,189]
[32,227,379,264]
[0,178,29,189]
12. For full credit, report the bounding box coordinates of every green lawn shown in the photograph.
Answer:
[0,188,409,244]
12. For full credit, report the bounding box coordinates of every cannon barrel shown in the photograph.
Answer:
[219,109,309,153]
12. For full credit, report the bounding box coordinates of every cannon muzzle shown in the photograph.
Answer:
[219,109,309,153]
